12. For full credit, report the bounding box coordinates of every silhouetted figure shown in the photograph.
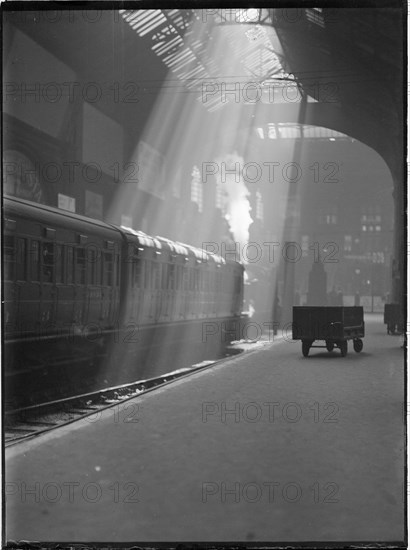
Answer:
[336,288,343,305]
[272,293,281,334]
[354,291,360,306]
[306,262,327,306]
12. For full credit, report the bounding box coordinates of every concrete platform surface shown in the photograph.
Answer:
[5,315,406,544]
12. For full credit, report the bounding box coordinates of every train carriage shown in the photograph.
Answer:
[3,200,122,408]
[3,196,245,403]
[4,197,122,356]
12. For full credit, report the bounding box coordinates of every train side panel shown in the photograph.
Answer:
[4,197,245,402]
[3,197,123,382]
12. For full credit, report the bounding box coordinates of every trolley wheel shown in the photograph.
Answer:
[326,341,334,352]
[302,340,311,357]
[339,341,348,357]
[353,339,363,353]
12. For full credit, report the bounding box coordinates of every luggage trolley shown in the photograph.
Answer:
[292,306,365,357]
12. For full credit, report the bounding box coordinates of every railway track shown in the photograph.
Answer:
[5,336,272,447]
[5,359,224,447]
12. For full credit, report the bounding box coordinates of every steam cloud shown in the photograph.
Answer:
[215,151,253,258]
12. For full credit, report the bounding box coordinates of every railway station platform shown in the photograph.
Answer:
[5,314,405,545]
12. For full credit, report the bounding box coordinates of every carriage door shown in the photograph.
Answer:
[41,237,56,326]
[3,231,17,329]
[151,261,161,322]
[101,249,114,324]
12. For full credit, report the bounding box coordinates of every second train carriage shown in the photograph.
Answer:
[118,228,243,326]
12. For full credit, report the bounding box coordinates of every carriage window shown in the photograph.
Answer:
[176,266,182,290]
[162,264,168,289]
[193,268,200,291]
[103,252,113,286]
[91,246,102,285]
[207,271,213,292]
[152,262,161,290]
[76,248,86,285]
[203,270,209,292]
[4,235,16,280]
[29,240,40,281]
[144,261,151,289]
[115,255,120,286]
[167,264,175,290]
[56,244,64,283]
[183,269,189,291]
[95,251,101,285]
[16,238,26,281]
[133,258,143,288]
[216,272,222,292]
[42,242,55,283]
[87,247,97,285]
[189,268,194,291]
[66,246,74,284]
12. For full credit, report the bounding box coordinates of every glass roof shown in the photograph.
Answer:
[119,8,303,111]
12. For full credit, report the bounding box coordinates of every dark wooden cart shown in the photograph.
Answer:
[383,303,403,335]
[292,306,365,357]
